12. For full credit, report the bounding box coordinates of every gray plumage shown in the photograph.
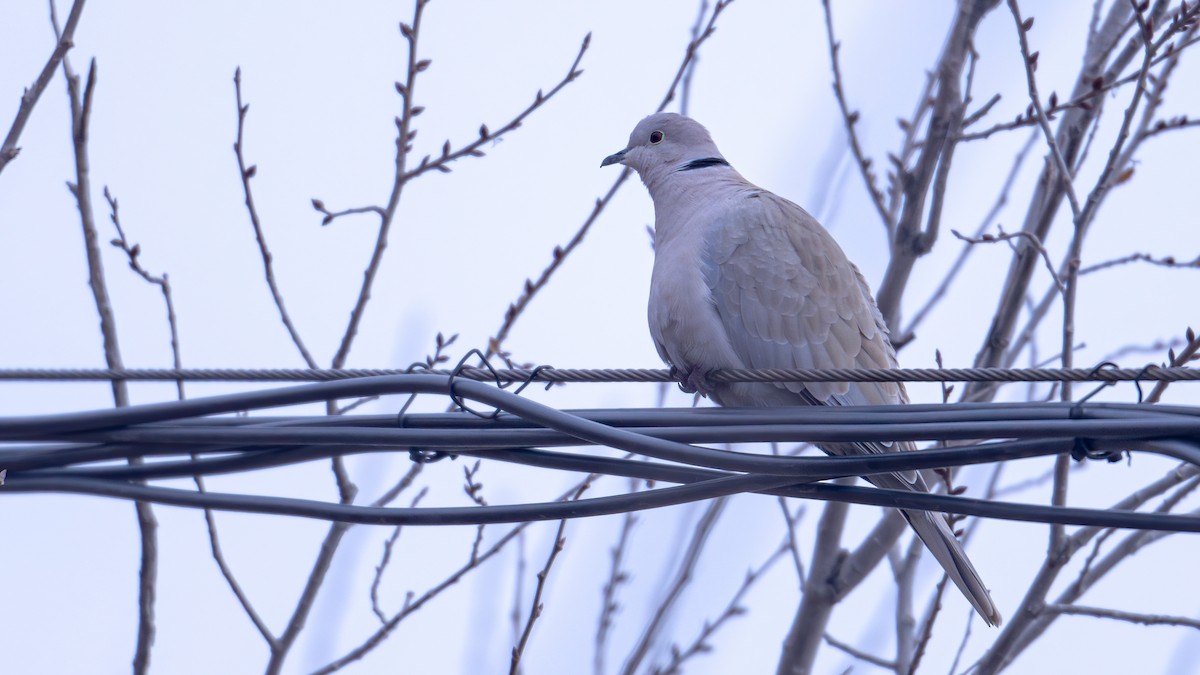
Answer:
[602,112,1001,626]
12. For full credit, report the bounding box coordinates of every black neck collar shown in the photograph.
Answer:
[677,157,730,172]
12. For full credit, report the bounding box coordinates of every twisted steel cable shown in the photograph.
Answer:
[0,365,1195,383]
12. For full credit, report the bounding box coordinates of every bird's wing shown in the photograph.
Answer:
[704,190,906,409]
[705,190,918,485]
[700,188,1001,623]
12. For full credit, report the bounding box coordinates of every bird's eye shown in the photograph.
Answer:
[649,130,664,144]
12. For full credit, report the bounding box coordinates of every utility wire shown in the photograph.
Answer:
[1,374,1198,531]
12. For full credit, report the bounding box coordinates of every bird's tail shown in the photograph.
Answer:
[818,434,1002,626]
[901,506,1002,626]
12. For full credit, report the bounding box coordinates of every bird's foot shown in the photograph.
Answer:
[672,365,717,397]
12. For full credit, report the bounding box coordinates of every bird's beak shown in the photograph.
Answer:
[600,149,627,167]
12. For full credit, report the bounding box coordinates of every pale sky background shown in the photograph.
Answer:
[1,1,1199,674]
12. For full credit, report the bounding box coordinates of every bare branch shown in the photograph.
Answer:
[50,9,162,665]
[1145,326,1200,403]
[0,0,88,175]
[510,482,589,675]
[977,464,1200,673]
[1046,604,1200,630]
[621,498,728,675]
[371,486,428,624]
[966,0,1142,391]
[820,0,892,231]
[484,0,734,360]
[103,186,183,394]
[875,0,1000,328]
[332,5,588,370]
[485,174,629,361]
[957,28,1200,143]
[310,201,385,226]
[595,502,637,675]
[823,632,895,670]
[962,92,1002,128]
[775,495,806,581]
[109,185,225,661]
[654,540,791,675]
[313,477,598,674]
[908,574,952,675]
[776,477,852,675]
[654,0,734,113]
[900,131,1037,344]
[952,227,1065,292]
[1081,251,1200,275]
[679,0,710,117]
[231,68,319,369]
[403,34,590,184]
[1007,0,1083,219]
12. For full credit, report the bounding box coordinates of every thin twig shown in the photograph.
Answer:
[1074,526,1117,595]
[51,8,162,668]
[962,92,1002,128]
[777,477,852,675]
[893,534,923,673]
[1045,604,1200,630]
[595,497,638,675]
[820,0,892,231]
[485,175,629,361]
[484,0,734,361]
[947,608,975,675]
[620,497,729,675]
[887,71,938,227]
[977,464,1200,673]
[1145,327,1200,403]
[1076,1,1192,237]
[822,632,895,670]
[907,574,950,675]
[952,227,1065,293]
[679,0,710,117]
[326,0,426,370]
[1081,251,1200,275]
[1004,477,1200,661]
[0,0,88,175]
[331,14,589,369]
[103,187,183,397]
[775,494,806,581]
[966,0,1142,389]
[875,0,998,328]
[653,540,791,675]
[371,486,428,624]
[313,477,598,674]
[510,482,590,675]
[1101,334,1186,363]
[1120,18,1200,168]
[510,530,527,649]
[107,186,215,661]
[956,30,1200,142]
[231,69,318,368]
[1007,0,1083,219]
[202,505,276,644]
[1052,0,1164,559]
[108,179,255,668]
[401,37,590,185]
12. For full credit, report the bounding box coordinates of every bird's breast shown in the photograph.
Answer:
[647,226,744,375]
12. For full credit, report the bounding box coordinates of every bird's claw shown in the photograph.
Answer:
[672,365,717,397]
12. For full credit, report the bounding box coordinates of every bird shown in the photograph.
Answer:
[601,112,1001,626]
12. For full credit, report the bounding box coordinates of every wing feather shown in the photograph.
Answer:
[705,192,904,408]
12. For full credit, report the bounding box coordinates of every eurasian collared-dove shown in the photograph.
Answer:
[602,112,1001,626]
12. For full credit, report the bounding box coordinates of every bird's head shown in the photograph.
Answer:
[601,113,726,180]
